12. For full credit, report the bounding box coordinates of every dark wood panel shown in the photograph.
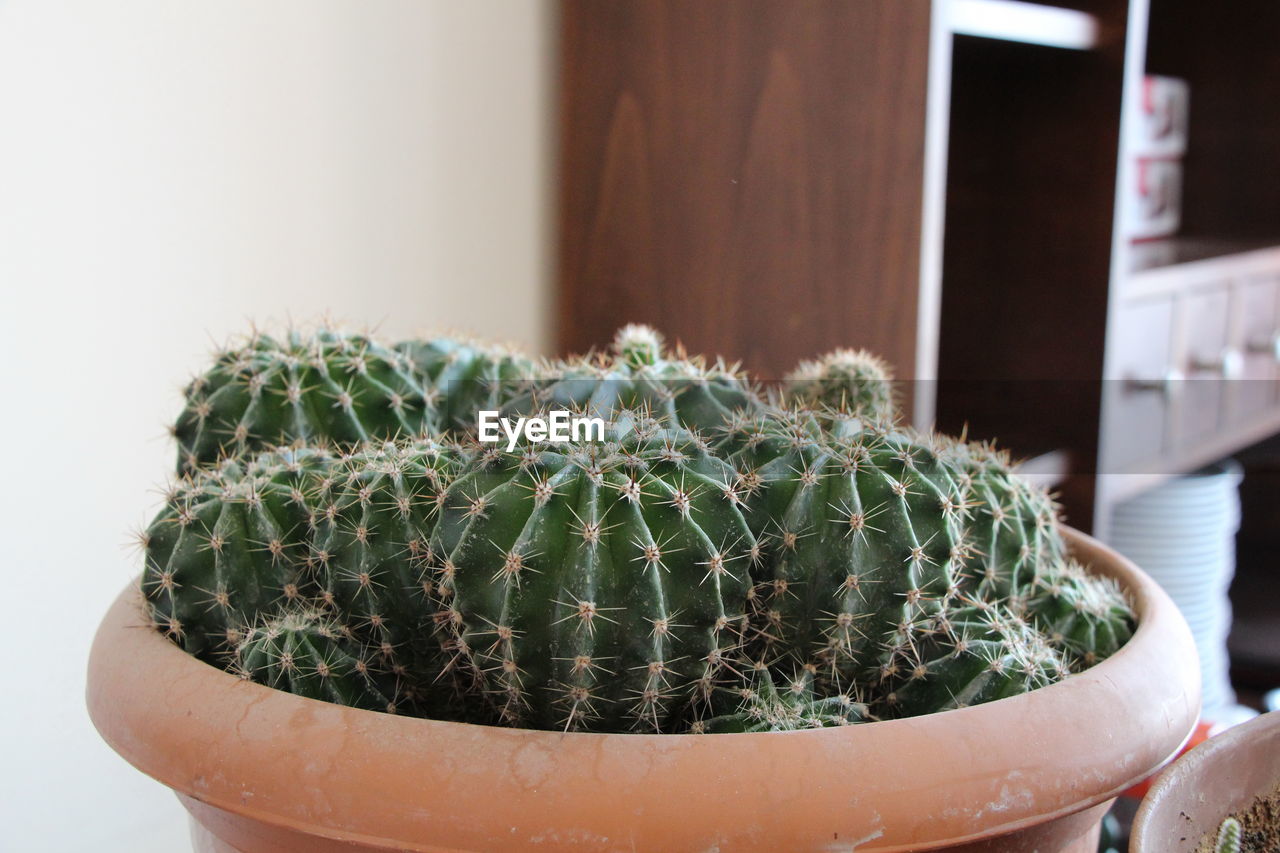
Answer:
[558,0,932,378]
[935,35,1128,529]
[1146,1,1280,239]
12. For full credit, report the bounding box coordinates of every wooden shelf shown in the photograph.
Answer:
[1129,236,1280,277]
[946,0,1100,50]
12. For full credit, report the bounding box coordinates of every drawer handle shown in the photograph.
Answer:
[1190,348,1243,378]
[1125,368,1184,396]
[1246,335,1280,362]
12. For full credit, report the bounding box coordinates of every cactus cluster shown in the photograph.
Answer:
[141,323,1135,733]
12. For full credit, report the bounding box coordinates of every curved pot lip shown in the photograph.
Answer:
[1131,710,1280,851]
[87,527,1200,852]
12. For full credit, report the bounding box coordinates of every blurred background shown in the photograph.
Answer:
[2,0,1277,850]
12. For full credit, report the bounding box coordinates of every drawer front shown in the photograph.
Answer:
[1179,283,1233,445]
[1104,295,1176,471]
[1231,275,1280,421]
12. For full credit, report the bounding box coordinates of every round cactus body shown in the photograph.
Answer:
[506,325,763,441]
[174,328,438,474]
[308,438,469,694]
[731,416,973,682]
[1023,559,1133,668]
[877,603,1067,717]
[698,666,869,733]
[429,418,759,732]
[234,608,401,713]
[785,348,897,425]
[944,440,1066,601]
[396,336,535,433]
[1216,817,1242,853]
[141,447,332,660]
[727,410,1068,682]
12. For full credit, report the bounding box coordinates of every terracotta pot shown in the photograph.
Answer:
[1130,710,1280,852]
[88,528,1199,852]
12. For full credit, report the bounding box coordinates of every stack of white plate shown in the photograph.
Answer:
[1109,460,1242,720]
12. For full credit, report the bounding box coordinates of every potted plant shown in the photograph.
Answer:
[1131,710,1280,852]
[88,325,1200,852]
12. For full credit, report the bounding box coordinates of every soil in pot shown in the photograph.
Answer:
[1195,784,1280,853]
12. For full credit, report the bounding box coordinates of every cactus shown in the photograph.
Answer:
[740,422,967,682]
[234,608,402,713]
[428,416,758,732]
[1215,817,1242,853]
[506,325,763,440]
[307,437,470,708]
[877,602,1067,717]
[725,409,1067,683]
[1022,559,1134,668]
[174,328,439,474]
[697,665,869,733]
[784,348,898,426]
[143,324,1134,732]
[141,447,333,660]
[945,440,1066,601]
[396,336,535,432]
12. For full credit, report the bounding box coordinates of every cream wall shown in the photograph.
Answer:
[0,2,553,849]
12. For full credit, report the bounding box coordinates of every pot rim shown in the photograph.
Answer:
[87,527,1200,852]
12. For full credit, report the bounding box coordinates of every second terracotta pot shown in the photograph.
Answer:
[1130,710,1280,852]
[88,528,1200,852]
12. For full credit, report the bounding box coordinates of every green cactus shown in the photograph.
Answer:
[142,326,1135,732]
[1215,817,1242,853]
[396,336,535,432]
[696,665,869,733]
[174,327,439,474]
[1022,559,1134,668]
[307,437,470,706]
[946,440,1066,601]
[784,348,898,425]
[877,602,1067,717]
[725,409,1066,683]
[234,607,402,713]
[428,416,758,732]
[141,447,332,660]
[506,325,763,440]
